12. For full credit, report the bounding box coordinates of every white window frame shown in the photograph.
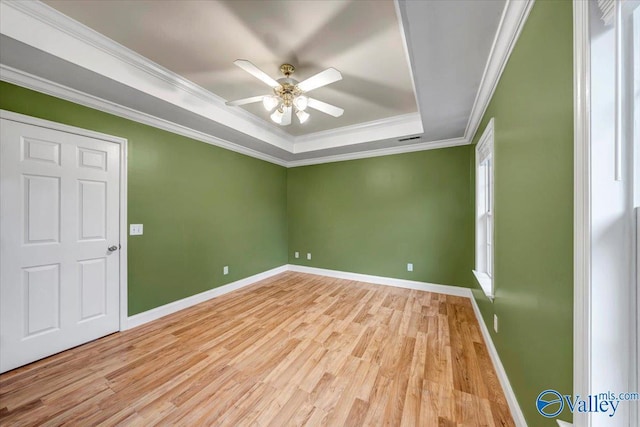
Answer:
[628,3,640,424]
[474,118,495,299]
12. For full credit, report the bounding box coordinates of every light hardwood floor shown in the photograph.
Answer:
[0,272,514,426]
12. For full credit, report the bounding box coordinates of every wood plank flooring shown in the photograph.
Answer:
[0,272,514,426]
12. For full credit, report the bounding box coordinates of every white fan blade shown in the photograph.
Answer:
[281,106,292,125]
[225,95,264,106]
[234,59,280,88]
[307,98,344,117]
[297,68,342,92]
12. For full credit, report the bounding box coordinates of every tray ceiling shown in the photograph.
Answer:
[42,0,418,136]
[0,0,529,166]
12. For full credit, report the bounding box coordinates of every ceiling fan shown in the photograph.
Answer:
[225,60,344,126]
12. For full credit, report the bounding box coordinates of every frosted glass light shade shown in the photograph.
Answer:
[293,95,308,111]
[271,108,284,124]
[296,109,310,124]
[263,95,279,111]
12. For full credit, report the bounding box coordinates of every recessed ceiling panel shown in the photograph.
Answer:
[43,0,418,135]
[398,0,506,141]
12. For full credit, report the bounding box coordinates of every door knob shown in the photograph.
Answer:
[108,245,118,252]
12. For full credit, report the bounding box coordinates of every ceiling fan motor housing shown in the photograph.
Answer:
[280,63,295,77]
[226,59,344,123]
[275,77,302,108]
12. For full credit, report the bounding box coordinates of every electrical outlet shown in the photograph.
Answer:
[129,224,143,235]
[307,253,311,260]
[294,251,299,259]
[407,263,413,272]
[493,314,498,333]
[223,266,229,275]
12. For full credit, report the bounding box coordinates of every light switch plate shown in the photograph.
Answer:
[494,314,499,333]
[129,224,143,235]
[294,252,299,258]
[307,253,311,260]
[223,266,229,275]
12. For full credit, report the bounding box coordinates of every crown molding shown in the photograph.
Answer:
[0,0,295,152]
[463,0,535,142]
[2,64,470,168]
[393,0,422,119]
[288,137,468,167]
[293,112,423,153]
[0,0,429,155]
[0,64,288,166]
[0,0,534,167]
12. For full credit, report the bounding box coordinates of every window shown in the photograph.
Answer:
[632,2,640,207]
[627,2,640,419]
[474,118,494,298]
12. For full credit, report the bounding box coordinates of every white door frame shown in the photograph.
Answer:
[0,109,129,331]
[573,1,640,426]
[573,1,592,426]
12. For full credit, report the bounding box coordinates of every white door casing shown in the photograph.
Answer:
[0,112,126,373]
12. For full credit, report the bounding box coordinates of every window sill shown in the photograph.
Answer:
[472,270,494,301]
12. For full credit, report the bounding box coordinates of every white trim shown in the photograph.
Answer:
[476,117,495,165]
[0,109,130,334]
[636,208,640,427]
[0,0,535,167]
[0,0,427,156]
[556,420,573,427]
[573,1,592,427]
[119,133,128,331]
[112,260,526,425]
[287,265,473,297]
[0,65,288,167]
[124,265,288,330]
[474,118,495,299]
[614,0,623,181]
[464,0,534,143]
[287,137,468,167]
[0,108,125,144]
[290,264,526,425]
[0,0,295,153]
[472,270,494,301]
[293,113,423,153]
[468,295,528,427]
[393,0,421,118]
[0,64,461,168]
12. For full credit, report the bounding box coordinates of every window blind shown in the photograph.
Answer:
[598,0,615,25]
[476,128,493,164]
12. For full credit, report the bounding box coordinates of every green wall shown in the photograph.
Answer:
[470,1,574,426]
[287,146,475,287]
[1,2,574,421]
[0,82,288,315]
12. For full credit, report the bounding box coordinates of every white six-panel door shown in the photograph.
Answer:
[0,118,121,373]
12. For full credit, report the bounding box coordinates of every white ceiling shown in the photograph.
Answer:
[43,0,418,136]
[0,0,528,166]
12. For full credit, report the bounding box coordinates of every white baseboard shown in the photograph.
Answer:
[124,265,288,330]
[124,264,471,330]
[123,262,527,426]
[469,295,528,426]
[287,264,474,298]
[290,264,526,425]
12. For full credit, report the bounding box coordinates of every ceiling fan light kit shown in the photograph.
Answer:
[293,95,308,111]
[226,60,344,126]
[270,107,285,124]
[296,109,310,124]
[262,95,279,111]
